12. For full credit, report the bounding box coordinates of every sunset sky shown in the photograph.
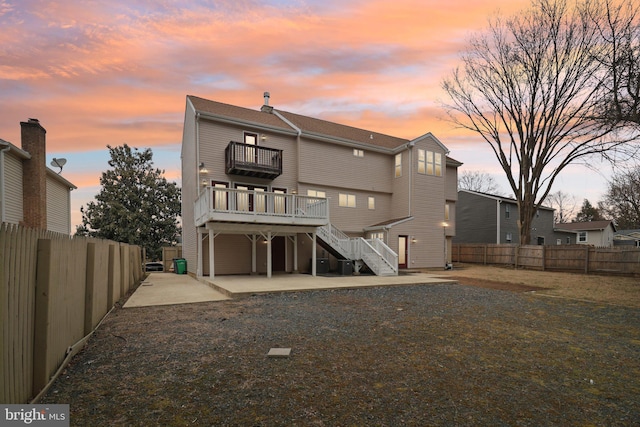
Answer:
[1,0,615,229]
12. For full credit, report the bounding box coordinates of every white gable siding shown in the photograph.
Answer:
[4,152,23,224]
[46,176,71,234]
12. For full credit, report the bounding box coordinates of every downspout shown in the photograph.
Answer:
[0,143,10,223]
[496,200,502,244]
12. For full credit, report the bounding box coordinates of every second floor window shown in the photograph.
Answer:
[368,196,375,210]
[353,149,364,157]
[578,231,587,242]
[339,193,356,208]
[307,189,326,198]
[395,153,402,178]
[445,203,450,221]
[505,204,511,219]
[420,150,442,176]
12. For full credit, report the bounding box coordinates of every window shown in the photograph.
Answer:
[418,149,426,174]
[307,189,326,198]
[368,196,375,210]
[370,232,384,240]
[339,193,356,208]
[566,237,571,244]
[395,153,402,177]
[353,149,364,157]
[505,204,511,219]
[578,231,587,243]
[421,150,442,176]
[243,132,258,163]
[212,182,228,210]
[273,188,286,214]
[444,203,450,221]
[556,239,562,245]
[506,232,512,243]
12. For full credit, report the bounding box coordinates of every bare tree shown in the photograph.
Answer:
[442,0,631,245]
[545,191,577,223]
[458,170,504,195]
[599,165,640,229]
[590,0,640,127]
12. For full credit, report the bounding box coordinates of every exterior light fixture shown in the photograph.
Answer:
[199,162,208,174]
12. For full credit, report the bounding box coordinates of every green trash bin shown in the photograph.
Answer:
[174,258,187,274]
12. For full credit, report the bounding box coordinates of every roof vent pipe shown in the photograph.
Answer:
[263,92,270,106]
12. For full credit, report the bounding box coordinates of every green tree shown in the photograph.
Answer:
[76,144,181,260]
[574,199,604,222]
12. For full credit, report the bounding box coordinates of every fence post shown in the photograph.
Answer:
[483,245,487,265]
[541,245,546,271]
[515,245,520,269]
[33,239,53,394]
[584,247,590,274]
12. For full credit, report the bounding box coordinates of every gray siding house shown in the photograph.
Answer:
[454,190,572,245]
[0,119,76,234]
[181,93,461,278]
[556,221,617,247]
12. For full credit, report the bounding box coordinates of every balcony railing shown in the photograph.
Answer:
[225,141,282,179]
[195,187,329,227]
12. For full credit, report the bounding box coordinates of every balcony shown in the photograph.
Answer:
[195,187,329,227]
[225,141,282,179]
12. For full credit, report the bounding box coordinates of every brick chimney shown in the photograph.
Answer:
[21,118,47,229]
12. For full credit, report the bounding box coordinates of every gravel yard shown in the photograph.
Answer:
[39,278,640,426]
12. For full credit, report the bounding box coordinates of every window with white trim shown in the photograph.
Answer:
[418,149,426,174]
[395,153,402,178]
[339,193,356,208]
[506,232,513,243]
[444,203,450,221]
[505,204,511,219]
[368,196,375,210]
[353,149,364,157]
[370,232,384,240]
[578,231,587,242]
[307,189,326,198]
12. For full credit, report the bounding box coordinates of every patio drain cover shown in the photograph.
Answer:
[267,348,291,358]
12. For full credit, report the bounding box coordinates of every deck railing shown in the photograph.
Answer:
[225,141,282,179]
[195,187,328,226]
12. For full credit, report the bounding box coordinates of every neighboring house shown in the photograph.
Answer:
[0,119,76,234]
[181,93,461,278]
[556,221,617,247]
[454,190,574,245]
[614,229,640,247]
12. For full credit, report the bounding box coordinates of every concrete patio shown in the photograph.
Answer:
[124,271,457,308]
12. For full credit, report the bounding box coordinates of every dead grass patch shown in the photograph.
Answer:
[437,264,640,307]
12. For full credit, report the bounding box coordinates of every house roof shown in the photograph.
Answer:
[555,221,616,232]
[277,110,410,150]
[0,139,31,160]
[615,229,640,240]
[458,189,554,211]
[46,168,77,189]
[188,95,292,133]
[365,216,414,230]
[187,95,446,152]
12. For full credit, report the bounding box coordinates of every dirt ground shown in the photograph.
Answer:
[438,263,640,308]
[39,266,640,426]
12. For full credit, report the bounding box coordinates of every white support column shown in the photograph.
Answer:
[197,229,203,277]
[267,231,272,278]
[208,228,215,278]
[251,234,257,274]
[292,234,298,273]
[312,231,317,277]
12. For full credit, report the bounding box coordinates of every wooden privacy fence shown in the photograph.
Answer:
[1,222,143,404]
[452,243,640,275]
